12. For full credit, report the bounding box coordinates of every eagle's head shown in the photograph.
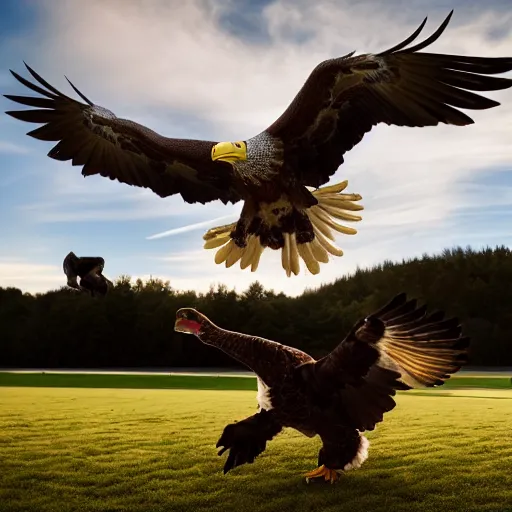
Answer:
[174,308,209,337]
[211,141,247,163]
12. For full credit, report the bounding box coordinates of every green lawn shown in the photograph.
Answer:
[0,372,256,391]
[0,372,510,390]
[1,386,511,512]
[443,376,512,389]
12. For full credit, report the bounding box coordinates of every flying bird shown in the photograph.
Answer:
[63,251,113,297]
[174,293,469,483]
[5,11,512,276]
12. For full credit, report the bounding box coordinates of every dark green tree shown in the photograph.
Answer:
[0,245,510,368]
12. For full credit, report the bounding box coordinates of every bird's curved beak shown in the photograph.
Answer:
[211,141,247,163]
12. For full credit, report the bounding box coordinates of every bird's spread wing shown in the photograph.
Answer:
[265,11,512,187]
[302,293,469,430]
[355,293,469,388]
[216,409,282,474]
[5,64,242,205]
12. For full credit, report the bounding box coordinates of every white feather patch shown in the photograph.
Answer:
[343,434,370,471]
[256,377,273,410]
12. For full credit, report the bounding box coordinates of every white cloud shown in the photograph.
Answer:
[0,141,30,154]
[20,197,233,223]
[1,0,511,295]
[0,260,63,293]
[17,163,236,222]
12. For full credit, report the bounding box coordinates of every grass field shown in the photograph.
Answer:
[0,371,510,390]
[0,372,256,391]
[1,377,512,512]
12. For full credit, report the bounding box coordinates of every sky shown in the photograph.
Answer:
[0,0,511,297]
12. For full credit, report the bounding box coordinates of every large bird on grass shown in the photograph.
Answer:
[5,11,512,276]
[174,293,469,483]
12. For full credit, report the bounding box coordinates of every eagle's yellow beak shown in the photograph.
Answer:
[211,141,247,162]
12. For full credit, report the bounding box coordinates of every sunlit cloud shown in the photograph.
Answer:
[0,259,63,292]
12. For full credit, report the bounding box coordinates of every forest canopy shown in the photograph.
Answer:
[1,246,511,368]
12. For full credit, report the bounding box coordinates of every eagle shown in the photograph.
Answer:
[63,251,113,297]
[5,11,512,276]
[174,293,469,483]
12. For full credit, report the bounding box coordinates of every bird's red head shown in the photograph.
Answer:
[174,308,205,336]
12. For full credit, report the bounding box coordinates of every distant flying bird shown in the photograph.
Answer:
[174,293,469,483]
[63,251,113,297]
[5,11,512,276]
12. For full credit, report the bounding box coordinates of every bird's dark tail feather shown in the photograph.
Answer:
[216,409,282,474]
[368,293,470,388]
[203,180,363,276]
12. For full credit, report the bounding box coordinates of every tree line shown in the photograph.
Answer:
[1,245,511,368]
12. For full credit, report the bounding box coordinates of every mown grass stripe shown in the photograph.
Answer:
[0,373,258,391]
[0,372,510,391]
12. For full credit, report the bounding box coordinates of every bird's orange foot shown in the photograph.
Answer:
[304,464,340,484]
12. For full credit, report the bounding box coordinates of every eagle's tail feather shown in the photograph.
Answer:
[203,180,363,276]
[204,229,265,272]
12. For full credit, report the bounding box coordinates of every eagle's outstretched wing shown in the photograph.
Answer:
[266,11,512,187]
[299,293,469,431]
[216,409,282,474]
[5,64,241,205]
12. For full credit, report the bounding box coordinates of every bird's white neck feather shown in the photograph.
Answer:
[256,377,273,410]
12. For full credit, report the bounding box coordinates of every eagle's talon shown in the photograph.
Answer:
[304,464,340,483]
[304,464,339,484]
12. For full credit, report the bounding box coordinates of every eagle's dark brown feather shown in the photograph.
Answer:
[266,10,512,187]
[198,319,314,384]
[308,292,469,433]
[4,64,241,205]
[215,409,283,474]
